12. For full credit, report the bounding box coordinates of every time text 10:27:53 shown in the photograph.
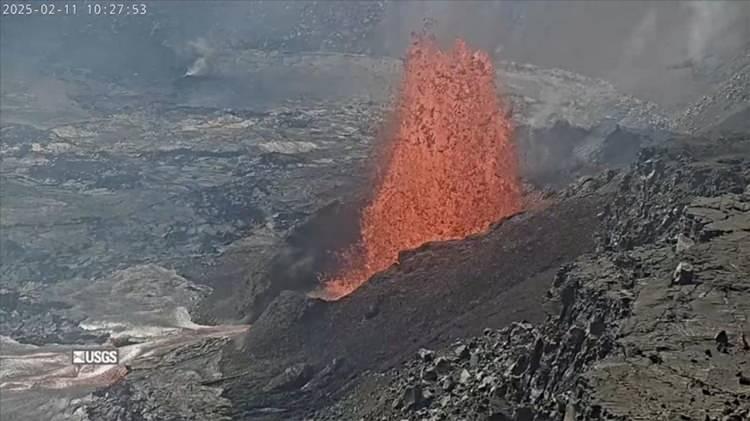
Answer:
[2,2,148,16]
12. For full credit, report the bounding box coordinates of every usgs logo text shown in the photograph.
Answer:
[72,349,119,365]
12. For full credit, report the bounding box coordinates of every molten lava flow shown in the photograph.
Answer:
[325,37,522,299]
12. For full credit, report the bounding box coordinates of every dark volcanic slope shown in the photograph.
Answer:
[54,123,749,421]
[315,135,750,421]
[219,183,604,419]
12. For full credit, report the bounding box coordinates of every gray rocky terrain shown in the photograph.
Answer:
[2,3,750,420]
[314,135,750,421]
[0,50,674,340]
[29,126,747,421]
[675,46,750,135]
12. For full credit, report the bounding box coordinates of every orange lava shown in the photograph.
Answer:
[325,37,522,299]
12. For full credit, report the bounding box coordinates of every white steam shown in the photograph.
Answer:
[625,8,658,61]
[184,38,215,77]
[684,0,740,62]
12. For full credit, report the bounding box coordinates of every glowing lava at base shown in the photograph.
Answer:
[324,37,522,299]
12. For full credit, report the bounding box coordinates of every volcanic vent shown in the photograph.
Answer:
[324,37,522,299]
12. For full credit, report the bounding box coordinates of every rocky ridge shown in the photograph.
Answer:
[675,48,750,134]
[316,136,750,421]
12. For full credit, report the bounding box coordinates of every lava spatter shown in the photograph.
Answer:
[325,37,522,299]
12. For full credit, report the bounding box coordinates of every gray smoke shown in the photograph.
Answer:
[684,0,742,62]
[2,1,750,111]
[183,38,215,77]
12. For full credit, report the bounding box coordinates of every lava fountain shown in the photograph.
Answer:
[324,36,522,299]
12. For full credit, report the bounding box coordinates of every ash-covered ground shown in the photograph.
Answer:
[2,2,750,421]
